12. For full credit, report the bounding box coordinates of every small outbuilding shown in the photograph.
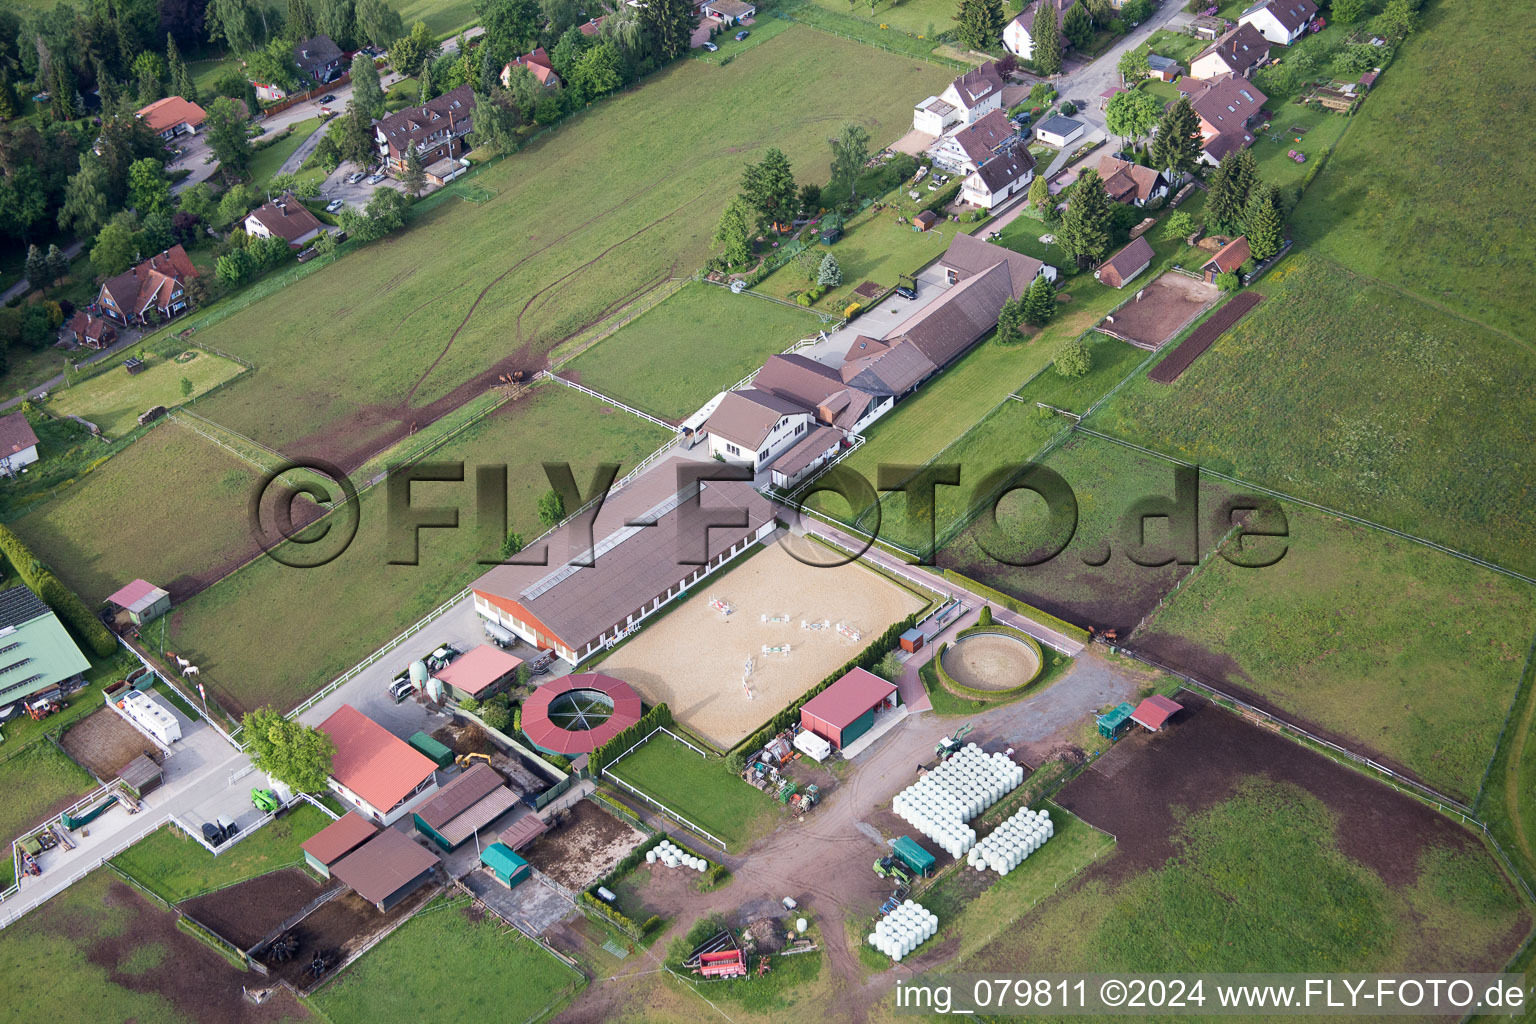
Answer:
[899,627,926,653]
[432,644,523,703]
[0,412,40,476]
[408,730,456,769]
[300,811,378,878]
[1201,235,1250,284]
[1095,236,1155,289]
[1096,702,1136,740]
[480,842,531,890]
[497,813,549,852]
[1035,115,1086,148]
[1130,694,1184,732]
[800,667,901,750]
[117,754,163,798]
[330,828,440,911]
[105,579,172,627]
[914,209,939,231]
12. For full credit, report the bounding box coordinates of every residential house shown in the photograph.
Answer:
[961,150,1035,209]
[64,312,117,349]
[1003,0,1076,61]
[471,456,776,664]
[294,35,344,84]
[1182,74,1268,165]
[1189,23,1270,80]
[929,109,1018,173]
[1035,115,1086,147]
[502,48,561,89]
[702,389,816,471]
[1238,0,1317,45]
[243,194,325,248]
[1096,155,1169,206]
[135,96,205,139]
[915,62,1005,134]
[0,586,91,713]
[0,412,39,475]
[1094,235,1155,288]
[375,84,475,177]
[1202,235,1250,283]
[1147,54,1181,81]
[577,16,606,35]
[97,245,198,327]
[702,0,756,22]
[318,704,440,825]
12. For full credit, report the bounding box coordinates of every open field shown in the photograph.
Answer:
[561,283,824,420]
[596,544,925,748]
[185,29,949,470]
[606,731,778,848]
[1132,504,1536,800]
[1292,0,1536,340]
[111,804,333,904]
[1086,253,1536,577]
[939,432,1236,636]
[962,698,1529,976]
[396,0,481,36]
[796,0,961,39]
[1013,334,1147,416]
[10,420,263,605]
[166,386,672,714]
[0,870,311,1023]
[313,900,584,1024]
[47,350,247,439]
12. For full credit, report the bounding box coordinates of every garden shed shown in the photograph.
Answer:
[480,842,531,890]
[105,579,172,627]
[117,754,163,798]
[1097,702,1136,740]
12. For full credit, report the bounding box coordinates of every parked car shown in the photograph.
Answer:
[367,172,386,184]
[702,40,718,51]
[735,29,749,40]
[320,93,336,103]
[896,285,917,300]
[346,171,365,184]
[326,198,345,212]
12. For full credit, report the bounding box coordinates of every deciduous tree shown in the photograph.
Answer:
[91,216,141,276]
[355,0,405,46]
[827,122,870,202]
[205,96,254,178]
[58,158,112,236]
[1104,88,1160,146]
[572,41,622,98]
[1117,44,1149,85]
[128,158,171,216]
[241,707,336,793]
[537,487,565,527]
[132,51,166,103]
[1053,334,1091,377]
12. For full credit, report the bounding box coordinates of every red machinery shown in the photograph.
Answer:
[699,950,747,979]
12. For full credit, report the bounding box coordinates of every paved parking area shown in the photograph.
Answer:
[796,262,955,369]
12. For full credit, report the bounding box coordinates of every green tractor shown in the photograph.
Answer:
[251,788,281,814]
[873,854,913,885]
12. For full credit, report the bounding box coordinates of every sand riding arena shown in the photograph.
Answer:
[940,630,1042,691]
[597,543,926,748]
[1095,273,1219,350]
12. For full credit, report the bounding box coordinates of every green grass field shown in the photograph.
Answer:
[10,420,262,606]
[964,779,1525,975]
[247,117,323,187]
[315,899,584,1024]
[1133,505,1536,800]
[111,804,331,904]
[166,385,672,713]
[185,29,949,466]
[561,283,825,420]
[47,350,247,439]
[1292,0,1536,341]
[0,742,96,887]
[1015,334,1148,415]
[606,732,777,849]
[1085,253,1536,577]
[784,0,962,53]
[396,0,482,37]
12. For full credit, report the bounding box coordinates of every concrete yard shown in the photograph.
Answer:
[596,543,926,748]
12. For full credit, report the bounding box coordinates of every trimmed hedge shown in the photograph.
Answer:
[919,180,963,216]
[940,569,1091,644]
[729,612,919,758]
[0,523,117,656]
[579,890,650,940]
[590,703,672,776]
[934,624,1045,701]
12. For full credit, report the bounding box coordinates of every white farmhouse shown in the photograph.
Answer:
[1238,0,1318,45]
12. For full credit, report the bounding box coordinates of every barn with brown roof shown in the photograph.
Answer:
[412,763,519,851]
[329,827,440,911]
[301,811,378,877]
[1095,235,1155,289]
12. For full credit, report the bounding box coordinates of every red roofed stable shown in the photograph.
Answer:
[329,827,440,911]
[301,811,378,876]
[433,644,523,701]
[1202,236,1251,282]
[520,674,643,755]
[1130,694,1184,732]
[318,705,439,824]
[800,667,901,749]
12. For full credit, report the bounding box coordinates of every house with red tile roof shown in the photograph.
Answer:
[1181,74,1268,166]
[135,96,206,139]
[502,47,562,89]
[96,246,198,327]
[318,705,439,825]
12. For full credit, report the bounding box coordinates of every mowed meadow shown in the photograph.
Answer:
[188,28,949,468]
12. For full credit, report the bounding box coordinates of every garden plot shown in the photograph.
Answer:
[597,543,925,749]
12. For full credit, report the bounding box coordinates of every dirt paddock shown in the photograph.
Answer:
[60,708,159,780]
[940,632,1041,691]
[182,867,334,951]
[598,544,926,748]
[522,799,646,890]
[1095,273,1218,350]
[259,883,441,993]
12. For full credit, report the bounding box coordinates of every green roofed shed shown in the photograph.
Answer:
[408,731,455,769]
[892,835,935,878]
[480,842,531,890]
[1098,702,1136,739]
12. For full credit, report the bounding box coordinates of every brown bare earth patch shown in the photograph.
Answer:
[182,867,334,951]
[1096,272,1218,350]
[60,709,158,780]
[259,884,441,993]
[1057,694,1477,887]
[522,800,646,890]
